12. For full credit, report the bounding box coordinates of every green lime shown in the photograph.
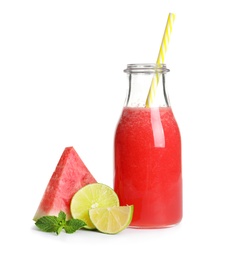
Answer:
[70,183,119,229]
[89,205,134,234]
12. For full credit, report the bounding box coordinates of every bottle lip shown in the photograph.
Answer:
[124,63,170,74]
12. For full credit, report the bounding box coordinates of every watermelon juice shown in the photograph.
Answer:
[114,106,182,228]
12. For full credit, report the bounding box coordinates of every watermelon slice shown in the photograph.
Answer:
[33,146,97,221]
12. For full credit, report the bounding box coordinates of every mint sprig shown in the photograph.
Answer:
[35,211,86,235]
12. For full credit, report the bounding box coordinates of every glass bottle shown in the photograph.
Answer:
[114,64,182,228]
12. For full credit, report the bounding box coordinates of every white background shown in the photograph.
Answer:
[1,0,234,259]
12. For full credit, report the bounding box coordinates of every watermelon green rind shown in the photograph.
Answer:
[33,147,97,221]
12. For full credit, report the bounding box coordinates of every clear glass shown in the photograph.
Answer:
[114,63,182,228]
[123,63,170,107]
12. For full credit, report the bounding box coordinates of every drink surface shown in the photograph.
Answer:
[114,106,182,228]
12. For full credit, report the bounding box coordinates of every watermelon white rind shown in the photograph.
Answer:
[33,146,97,221]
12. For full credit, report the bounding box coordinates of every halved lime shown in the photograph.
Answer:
[89,205,134,234]
[70,183,119,229]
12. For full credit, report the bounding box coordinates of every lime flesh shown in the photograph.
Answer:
[89,205,134,234]
[70,183,119,229]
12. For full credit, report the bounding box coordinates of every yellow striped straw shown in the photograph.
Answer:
[146,13,176,107]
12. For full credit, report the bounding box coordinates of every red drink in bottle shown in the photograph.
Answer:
[114,64,182,228]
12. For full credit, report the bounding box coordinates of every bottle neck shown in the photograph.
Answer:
[124,64,170,108]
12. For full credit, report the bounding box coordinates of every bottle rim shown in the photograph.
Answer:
[124,63,170,74]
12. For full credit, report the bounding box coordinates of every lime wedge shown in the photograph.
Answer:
[70,183,119,229]
[89,205,134,234]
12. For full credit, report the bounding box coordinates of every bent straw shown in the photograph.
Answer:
[145,13,176,107]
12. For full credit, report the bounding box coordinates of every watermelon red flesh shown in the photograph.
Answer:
[33,147,97,220]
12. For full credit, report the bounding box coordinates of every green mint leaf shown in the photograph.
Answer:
[35,216,60,233]
[57,211,66,227]
[64,219,86,234]
[34,211,85,235]
[58,211,66,222]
